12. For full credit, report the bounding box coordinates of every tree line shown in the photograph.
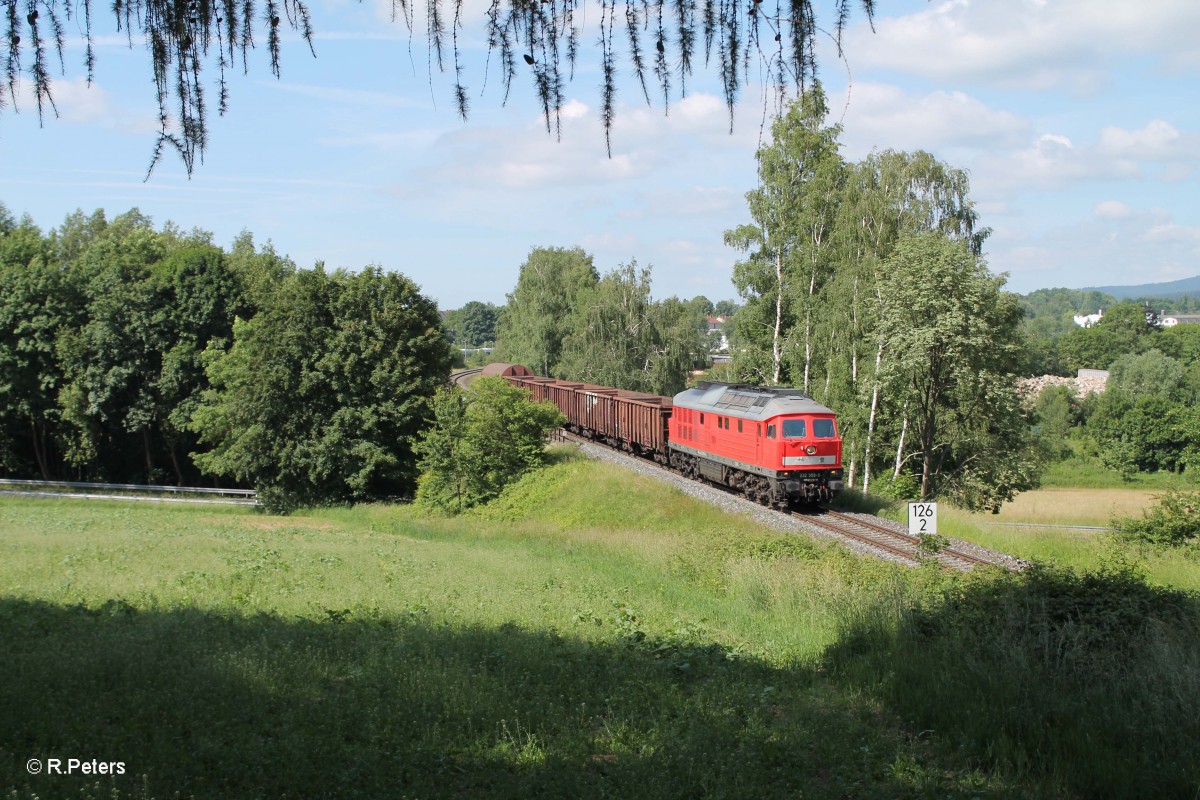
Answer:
[0,204,452,510]
[495,248,715,397]
[1029,303,1200,480]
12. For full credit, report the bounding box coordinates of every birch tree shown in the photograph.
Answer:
[876,233,1035,510]
[726,86,844,386]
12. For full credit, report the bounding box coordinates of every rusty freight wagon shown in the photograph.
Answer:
[498,368,673,462]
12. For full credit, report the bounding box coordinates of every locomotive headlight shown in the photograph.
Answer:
[805,445,817,456]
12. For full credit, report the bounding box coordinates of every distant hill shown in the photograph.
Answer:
[1081,274,1200,300]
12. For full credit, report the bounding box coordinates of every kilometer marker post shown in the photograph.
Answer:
[908,502,937,536]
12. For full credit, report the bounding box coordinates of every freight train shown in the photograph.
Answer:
[483,363,844,506]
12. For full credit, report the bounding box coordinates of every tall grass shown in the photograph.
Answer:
[2,455,1198,799]
[826,563,1200,799]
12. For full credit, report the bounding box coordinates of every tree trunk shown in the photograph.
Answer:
[169,440,185,486]
[893,402,909,480]
[920,404,937,501]
[861,339,885,495]
[772,246,784,384]
[142,428,155,482]
[30,416,50,480]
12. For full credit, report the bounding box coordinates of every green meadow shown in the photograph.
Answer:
[2,450,1198,799]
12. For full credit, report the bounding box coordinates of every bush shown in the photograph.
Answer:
[415,377,565,514]
[1112,487,1200,547]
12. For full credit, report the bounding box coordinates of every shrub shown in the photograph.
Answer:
[1112,487,1200,547]
[415,377,565,514]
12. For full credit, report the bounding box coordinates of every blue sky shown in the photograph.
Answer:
[2,0,1198,309]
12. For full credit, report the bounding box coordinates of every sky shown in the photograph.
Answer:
[2,0,1198,310]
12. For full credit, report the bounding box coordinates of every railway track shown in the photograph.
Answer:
[799,509,1000,571]
[450,368,484,386]
[558,430,1019,572]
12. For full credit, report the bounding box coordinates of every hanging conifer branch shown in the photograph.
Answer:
[0,0,873,176]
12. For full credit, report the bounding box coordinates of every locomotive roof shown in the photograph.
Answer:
[672,381,836,419]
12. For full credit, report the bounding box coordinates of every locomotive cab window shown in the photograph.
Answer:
[812,419,837,438]
[766,424,776,439]
[699,413,704,424]
[782,419,807,438]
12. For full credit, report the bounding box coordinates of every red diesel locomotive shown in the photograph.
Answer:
[668,381,844,505]
[494,365,844,507]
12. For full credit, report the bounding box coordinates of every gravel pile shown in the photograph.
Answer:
[1017,373,1107,402]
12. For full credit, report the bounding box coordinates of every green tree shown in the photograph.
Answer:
[192,265,452,510]
[1112,487,1200,547]
[557,262,705,395]
[497,246,598,377]
[1058,302,1159,372]
[1108,349,1183,401]
[877,233,1034,508]
[415,377,564,513]
[0,215,75,478]
[1032,385,1078,462]
[454,301,500,347]
[1155,323,1200,367]
[55,211,173,480]
[726,86,845,387]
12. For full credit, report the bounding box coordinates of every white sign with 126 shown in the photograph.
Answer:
[908,502,937,536]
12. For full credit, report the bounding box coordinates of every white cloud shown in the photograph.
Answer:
[976,119,1200,192]
[834,83,1031,155]
[1098,120,1199,162]
[842,0,1200,93]
[14,77,157,135]
[993,207,1200,293]
[1094,200,1132,219]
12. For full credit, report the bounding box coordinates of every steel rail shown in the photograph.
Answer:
[821,509,993,568]
[796,512,924,566]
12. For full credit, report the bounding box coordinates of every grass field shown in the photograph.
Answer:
[2,451,1198,799]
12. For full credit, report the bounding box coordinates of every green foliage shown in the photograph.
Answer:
[827,563,1200,798]
[877,233,1037,509]
[723,96,1005,506]
[726,85,845,387]
[1057,301,1159,372]
[1112,487,1200,548]
[557,261,707,395]
[1156,322,1200,366]
[0,215,75,477]
[415,377,565,513]
[1087,389,1199,476]
[1108,348,1184,399]
[1031,385,1077,461]
[497,246,598,377]
[444,300,500,347]
[192,265,452,511]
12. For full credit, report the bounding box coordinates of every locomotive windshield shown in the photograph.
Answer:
[812,419,837,438]
[782,419,807,438]
[782,418,837,438]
